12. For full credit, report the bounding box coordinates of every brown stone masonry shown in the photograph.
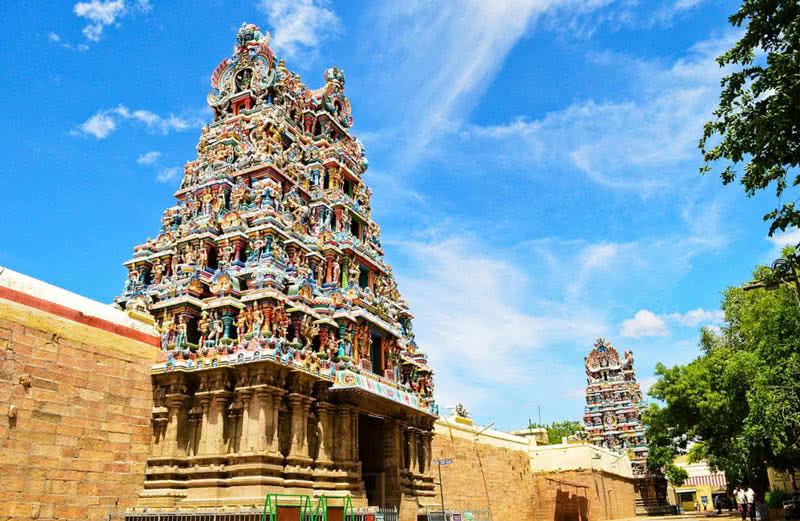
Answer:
[0,293,159,521]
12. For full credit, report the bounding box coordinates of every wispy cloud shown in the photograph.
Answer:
[258,0,342,62]
[620,307,724,338]
[72,0,151,44]
[364,0,633,168]
[133,150,180,183]
[390,233,607,421]
[664,308,724,327]
[453,31,740,193]
[47,31,89,51]
[156,166,180,183]
[72,105,205,139]
[136,151,161,165]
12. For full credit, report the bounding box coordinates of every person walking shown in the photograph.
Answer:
[714,494,722,515]
[735,486,747,521]
[745,486,756,521]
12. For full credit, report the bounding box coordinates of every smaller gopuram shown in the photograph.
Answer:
[582,338,670,514]
[582,338,647,473]
[113,22,437,516]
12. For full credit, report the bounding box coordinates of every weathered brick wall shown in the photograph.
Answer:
[431,429,537,521]
[0,293,158,521]
[533,470,636,521]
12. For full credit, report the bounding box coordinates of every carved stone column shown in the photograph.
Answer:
[334,404,350,463]
[421,431,433,476]
[287,393,311,461]
[254,387,272,453]
[406,426,419,475]
[350,406,359,464]
[237,388,254,453]
[195,394,212,455]
[209,390,232,454]
[164,393,188,457]
[316,402,334,464]
[269,388,286,456]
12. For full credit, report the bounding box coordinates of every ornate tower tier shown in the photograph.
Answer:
[115,22,437,515]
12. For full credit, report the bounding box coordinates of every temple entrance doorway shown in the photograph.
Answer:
[358,413,394,508]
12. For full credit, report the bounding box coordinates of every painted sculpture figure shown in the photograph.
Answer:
[115,22,437,515]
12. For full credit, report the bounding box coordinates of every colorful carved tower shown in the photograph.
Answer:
[582,338,671,514]
[582,338,647,474]
[114,22,436,515]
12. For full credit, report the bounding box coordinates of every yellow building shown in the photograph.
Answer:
[668,456,728,513]
[768,467,798,492]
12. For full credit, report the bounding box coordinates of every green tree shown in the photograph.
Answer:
[645,265,800,491]
[531,420,585,445]
[700,2,800,235]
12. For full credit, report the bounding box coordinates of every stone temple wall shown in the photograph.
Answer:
[430,418,538,521]
[532,470,636,521]
[0,268,159,521]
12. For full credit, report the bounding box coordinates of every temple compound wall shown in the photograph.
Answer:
[430,416,636,521]
[431,417,538,520]
[0,268,159,521]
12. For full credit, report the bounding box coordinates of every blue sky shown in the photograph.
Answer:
[0,0,792,430]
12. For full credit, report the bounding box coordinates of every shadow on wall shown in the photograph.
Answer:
[554,488,589,521]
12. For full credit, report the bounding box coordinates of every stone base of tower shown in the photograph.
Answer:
[128,361,437,516]
[634,474,674,515]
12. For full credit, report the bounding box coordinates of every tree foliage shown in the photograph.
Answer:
[645,264,800,490]
[531,420,585,445]
[700,2,800,235]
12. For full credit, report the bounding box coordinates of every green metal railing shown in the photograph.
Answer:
[259,494,354,521]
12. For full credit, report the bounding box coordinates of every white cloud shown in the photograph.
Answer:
[136,151,161,165]
[72,0,151,44]
[620,310,669,338]
[74,113,117,139]
[258,0,342,61]
[156,166,180,183]
[48,32,61,42]
[664,308,724,327]
[135,0,152,12]
[365,0,626,167]
[72,104,204,139]
[391,234,606,417]
[454,31,740,193]
[74,0,126,42]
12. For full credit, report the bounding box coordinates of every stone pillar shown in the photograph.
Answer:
[316,402,334,464]
[269,388,286,455]
[195,394,212,455]
[254,388,272,452]
[406,426,419,474]
[333,404,348,463]
[287,393,310,460]
[238,388,254,453]
[350,406,359,463]
[421,431,433,476]
[164,393,188,457]
[209,391,232,454]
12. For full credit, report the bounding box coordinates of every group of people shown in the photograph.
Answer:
[732,486,757,520]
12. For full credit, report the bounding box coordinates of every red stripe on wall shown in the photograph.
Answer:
[0,285,159,347]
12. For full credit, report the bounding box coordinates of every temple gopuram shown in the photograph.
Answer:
[582,338,670,514]
[582,338,647,473]
[113,22,437,514]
